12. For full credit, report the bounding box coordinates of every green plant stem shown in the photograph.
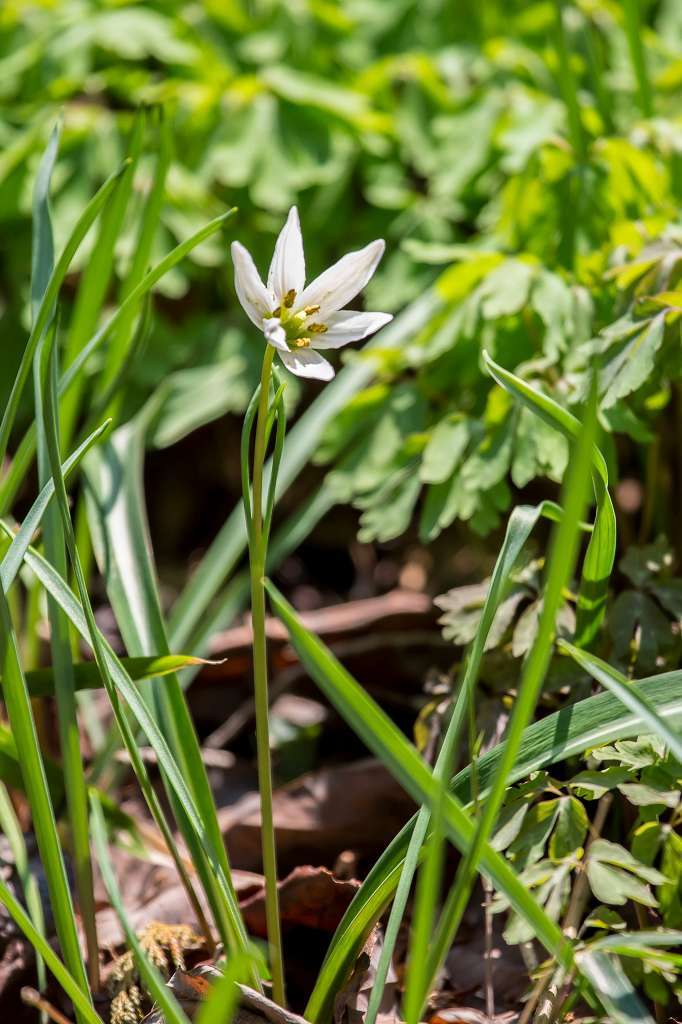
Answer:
[552,1,587,162]
[622,0,653,118]
[248,345,285,1007]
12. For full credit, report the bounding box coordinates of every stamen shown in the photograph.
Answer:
[269,306,281,318]
[308,323,327,334]
[303,304,320,315]
[295,337,311,348]
[283,289,296,308]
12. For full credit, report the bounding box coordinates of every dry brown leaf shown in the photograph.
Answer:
[222,759,414,873]
[333,927,399,1024]
[240,865,359,937]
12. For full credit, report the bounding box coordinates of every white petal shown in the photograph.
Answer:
[268,206,305,301]
[297,239,385,319]
[263,317,289,352]
[311,310,393,349]
[279,347,334,381]
[231,242,274,327]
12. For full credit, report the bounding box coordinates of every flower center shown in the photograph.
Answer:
[266,293,328,348]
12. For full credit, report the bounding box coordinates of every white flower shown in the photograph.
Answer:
[231,207,392,381]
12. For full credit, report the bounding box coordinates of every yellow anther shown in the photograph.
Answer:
[283,289,296,308]
[308,322,328,334]
[304,304,320,315]
[295,337,311,348]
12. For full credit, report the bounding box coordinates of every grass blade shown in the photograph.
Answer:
[264,581,574,1019]
[7,442,256,982]
[30,119,59,319]
[61,110,145,447]
[90,795,191,1024]
[32,148,100,989]
[0,782,47,996]
[366,500,573,1024]
[0,873,102,1024]
[0,721,64,805]
[308,665,682,1021]
[0,419,111,591]
[84,416,251,961]
[22,654,215,698]
[483,351,616,647]
[196,958,251,1024]
[0,208,237,518]
[558,640,682,762]
[0,582,90,1004]
[62,208,238,402]
[41,345,248,960]
[407,382,599,1020]
[0,158,128,469]
[99,107,172,400]
[621,0,653,118]
[266,577,655,1021]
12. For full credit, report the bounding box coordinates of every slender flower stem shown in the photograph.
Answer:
[248,345,286,1007]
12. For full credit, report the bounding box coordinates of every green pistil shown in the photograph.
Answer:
[265,295,326,347]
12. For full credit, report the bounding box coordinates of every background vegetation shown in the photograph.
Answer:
[0,1,681,1022]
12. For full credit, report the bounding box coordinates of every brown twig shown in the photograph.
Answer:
[21,987,74,1024]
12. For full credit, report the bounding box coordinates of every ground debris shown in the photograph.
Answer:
[241,864,359,937]
[334,927,399,1024]
[222,758,414,874]
[108,923,205,1024]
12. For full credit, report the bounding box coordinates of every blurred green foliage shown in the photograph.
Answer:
[1,0,682,541]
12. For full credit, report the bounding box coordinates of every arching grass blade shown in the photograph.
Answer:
[559,640,682,762]
[483,351,616,648]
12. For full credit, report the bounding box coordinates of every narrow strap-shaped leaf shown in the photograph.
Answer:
[0,873,102,1024]
[265,581,574,1020]
[19,654,213,698]
[0,208,237,516]
[61,110,145,448]
[0,721,64,804]
[36,351,256,979]
[61,208,237,400]
[304,671,682,1021]
[263,386,287,545]
[99,107,172,398]
[366,500,570,1024]
[0,583,90,1000]
[483,351,616,646]
[90,796,191,1024]
[559,640,682,762]
[30,119,59,320]
[240,386,261,544]
[267,581,652,1022]
[0,783,46,995]
[22,117,60,1004]
[0,418,111,591]
[32,141,100,988]
[411,383,598,1019]
[84,417,252,962]
[38,326,100,990]
[195,955,252,1024]
[0,158,128,468]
